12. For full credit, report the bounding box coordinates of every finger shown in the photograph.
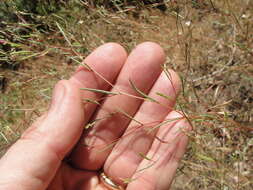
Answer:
[47,163,98,190]
[103,70,181,185]
[126,111,191,190]
[0,80,84,190]
[70,42,164,170]
[69,43,127,122]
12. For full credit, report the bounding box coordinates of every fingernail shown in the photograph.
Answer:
[49,82,66,113]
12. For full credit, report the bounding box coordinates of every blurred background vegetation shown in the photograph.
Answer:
[0,0,252,189]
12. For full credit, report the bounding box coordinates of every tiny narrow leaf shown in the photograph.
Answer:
[81,87,119,95]
[129,80,158,103]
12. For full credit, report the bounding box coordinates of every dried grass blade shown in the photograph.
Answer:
[56,22,72,47]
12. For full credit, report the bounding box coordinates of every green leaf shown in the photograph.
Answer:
[83,98,100,105]
[129,80,158,103]
[84,121,96,129]
[122,178,136,184]
[196,153,215,162]
[117,108,143,125]
[81,88,119,95]
[156,92,173,100]
[139,152,152,161]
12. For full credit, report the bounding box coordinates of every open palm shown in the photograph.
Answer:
[0,42,190,190]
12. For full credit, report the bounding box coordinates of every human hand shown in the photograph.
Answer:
[0,42,191,190]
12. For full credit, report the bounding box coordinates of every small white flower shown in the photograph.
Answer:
[241,14,249,19]
[78,20,84,24]
[185,21,191,26]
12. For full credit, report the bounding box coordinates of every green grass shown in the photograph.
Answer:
[1,0,253,189]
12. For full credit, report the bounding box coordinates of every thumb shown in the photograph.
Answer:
[0,80,85,190]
